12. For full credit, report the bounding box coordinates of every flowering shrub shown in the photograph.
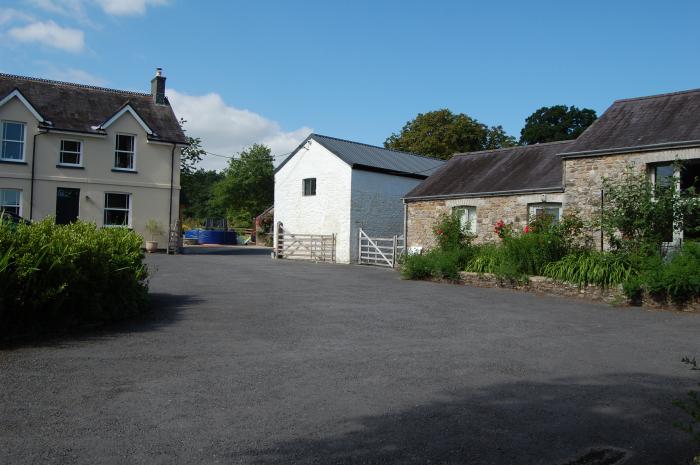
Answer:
[433,213,472,251]
[494,220,513,239]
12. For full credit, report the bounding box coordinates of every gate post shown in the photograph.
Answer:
[358,228,363,264]
[275,221,283,259]
[392,235,398,268]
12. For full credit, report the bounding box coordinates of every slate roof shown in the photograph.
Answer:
[0,73,187,144]
[561,88,700,157]
[404,140,573,200]
[277,134,445,179]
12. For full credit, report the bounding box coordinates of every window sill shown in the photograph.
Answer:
[0,159,27,165]
[111,168,138,173]
[57,164,84,170]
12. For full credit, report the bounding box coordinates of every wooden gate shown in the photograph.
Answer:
[276,223,336,262]
[358,228,404,268]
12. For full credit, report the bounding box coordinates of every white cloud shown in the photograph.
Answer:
[38,63,107,85]
[24,0,93,26]
[167,89,312,171]
[7,20,84,52]
[95,0,168,16]
[0,8,34,25]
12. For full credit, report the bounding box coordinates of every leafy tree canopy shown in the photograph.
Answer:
[211,144,274,227]
[180,169,225,223]
[384,109,516,160]
[519,105,597,145]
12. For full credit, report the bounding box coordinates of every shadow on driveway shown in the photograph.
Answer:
[0,292,199,350]
[241,373,696,465]
[181,246,273,256]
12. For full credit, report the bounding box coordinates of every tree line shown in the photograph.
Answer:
[180,104,598,227]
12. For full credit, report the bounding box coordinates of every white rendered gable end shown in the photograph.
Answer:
[0,89,47,123]
[92,104,154,136]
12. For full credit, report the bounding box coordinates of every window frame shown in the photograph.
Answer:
[302,177,317,196]
[528,202,562,223]
[113,133,136,171]
[0,188,22,217]
[103,192,132,228]
[1,120,26,162]
[452,205,477,235]
[58,139,83,167]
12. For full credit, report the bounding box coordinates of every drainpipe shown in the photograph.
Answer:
[29,128,48,220]
[168,143,176,231]
[403,201,408,250]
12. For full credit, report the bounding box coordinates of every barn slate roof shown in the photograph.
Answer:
[404,140,573,200]
[0,73,187,144]
[277,134,445,179]
[561,88,700,157]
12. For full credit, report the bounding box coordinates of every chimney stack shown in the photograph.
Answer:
[151,67,166,105]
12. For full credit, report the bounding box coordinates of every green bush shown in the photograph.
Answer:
[0,218,149,338]
[543,251,633,287]
[673,356,700,463]
[433,213,472,251]
[401,247,475,281]
[623,242,700,304]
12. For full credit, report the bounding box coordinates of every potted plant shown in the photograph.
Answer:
[144,219,164,253]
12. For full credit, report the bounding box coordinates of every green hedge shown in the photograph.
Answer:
[0,218,149,338]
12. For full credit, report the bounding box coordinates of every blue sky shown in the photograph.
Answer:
[1,0,700,170]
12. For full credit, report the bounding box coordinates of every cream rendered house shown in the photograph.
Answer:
[0,69,187,246]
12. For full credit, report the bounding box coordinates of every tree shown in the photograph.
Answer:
[180,136,206,174]
[384,109,516,160]
[211,144,274,227]
[180,169,225,222]
[519,105,597,145]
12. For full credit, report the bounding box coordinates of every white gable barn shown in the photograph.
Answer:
[274,134,444,263]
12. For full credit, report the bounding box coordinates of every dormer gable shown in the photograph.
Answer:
[0,88,47,124]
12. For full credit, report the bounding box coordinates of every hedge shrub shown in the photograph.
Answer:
[0,218,149,339]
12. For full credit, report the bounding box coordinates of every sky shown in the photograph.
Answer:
[1,0,700,170]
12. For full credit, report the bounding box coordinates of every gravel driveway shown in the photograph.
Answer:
[1,249,699,464]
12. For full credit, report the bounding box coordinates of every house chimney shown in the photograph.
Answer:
[151,67,166,105]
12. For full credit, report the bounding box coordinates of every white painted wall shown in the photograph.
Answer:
[349,170,423,261]
[274,137,426,263]
[274,139,353,262]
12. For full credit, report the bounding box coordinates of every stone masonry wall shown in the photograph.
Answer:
[563,146,700,249]
[406,192,564,250]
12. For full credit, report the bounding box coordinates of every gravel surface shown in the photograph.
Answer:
[1,249,699,464]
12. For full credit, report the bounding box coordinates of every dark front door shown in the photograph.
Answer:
[56,188,80,224]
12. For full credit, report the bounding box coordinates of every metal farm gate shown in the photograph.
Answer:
[275,223,336,263]
[358,228,404,268]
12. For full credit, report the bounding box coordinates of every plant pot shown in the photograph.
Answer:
[145,241,158,253]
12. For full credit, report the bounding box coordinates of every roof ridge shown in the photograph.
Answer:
[454,139,574,157]
[311,133,443,162]
[0,72,152,97]
[614,87,700,103]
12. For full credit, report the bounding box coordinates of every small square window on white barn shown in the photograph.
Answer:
[453,206,477,234]
[114,134,135,170]
[1,121,26,161]
[303,178,316,196]
[0,188,21,217]
[104,192,131,227]
[59,140,82,166]
[528,203,562,222]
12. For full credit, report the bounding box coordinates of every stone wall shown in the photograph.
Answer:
[563,146,700,249]
[406,192,564,250]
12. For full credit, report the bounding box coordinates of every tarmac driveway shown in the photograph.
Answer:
[1,250,699,464]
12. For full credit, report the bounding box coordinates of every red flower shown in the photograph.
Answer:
[523,225,531,234]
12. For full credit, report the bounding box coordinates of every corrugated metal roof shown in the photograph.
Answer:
[277,134,445,178]
[561,88,700,157]
[404,140,573,200]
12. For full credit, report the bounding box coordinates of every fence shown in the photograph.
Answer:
[276,223,336,262]
[358,228,404,268]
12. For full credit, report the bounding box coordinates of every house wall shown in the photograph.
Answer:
[406,192,565,250]
[563,146,700,249]
[349,169,423,261]
[0,95,180,245]
[273,139,353,263]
